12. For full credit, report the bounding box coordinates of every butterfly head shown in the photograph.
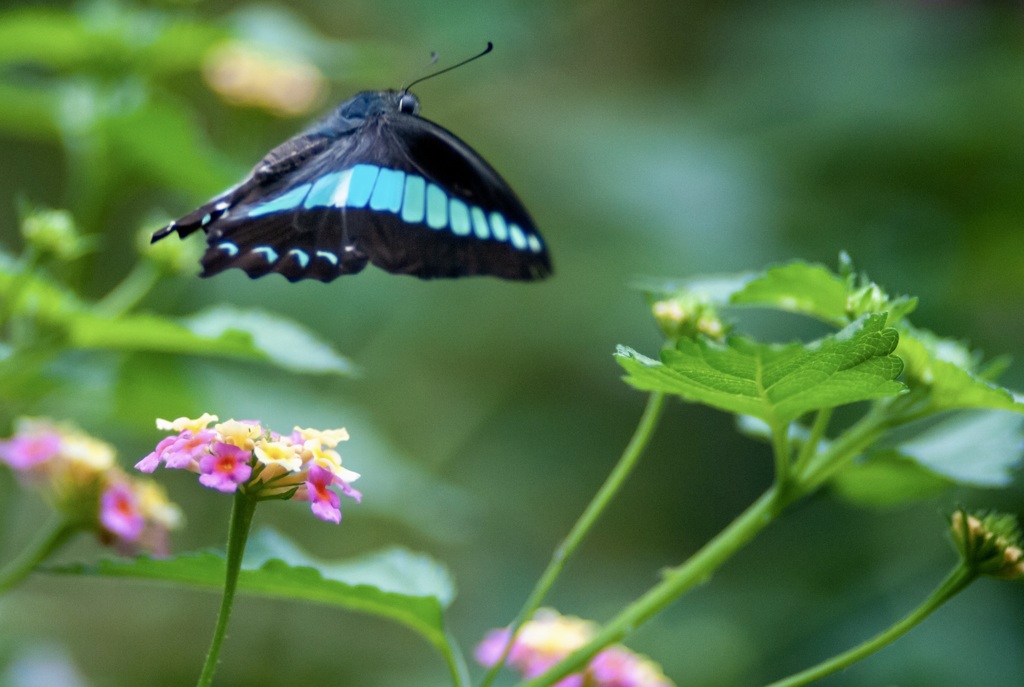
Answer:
[397,91,420,115]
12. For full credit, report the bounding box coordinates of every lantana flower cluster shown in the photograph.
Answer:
[476,609,675,687]
[0,417,182,553]
[135,414,361,524]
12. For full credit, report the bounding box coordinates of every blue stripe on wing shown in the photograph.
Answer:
[241,164,545,256]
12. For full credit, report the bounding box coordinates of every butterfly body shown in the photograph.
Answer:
[154,89,550,282]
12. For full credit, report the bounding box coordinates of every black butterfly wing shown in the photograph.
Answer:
[350,111,552,281]
[154,130,373,283]
[155,99,550,283]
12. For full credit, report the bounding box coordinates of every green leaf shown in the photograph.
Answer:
[731,259,917,326]
[731,261,851,324]
[184,306,357,376]
[59,309,355,377]
[897,330,1024,413]
[46,529,454,652]
[831,451,953,507]
[616,313,906,424]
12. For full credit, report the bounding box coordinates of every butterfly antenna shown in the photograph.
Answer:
[403,42,494,92]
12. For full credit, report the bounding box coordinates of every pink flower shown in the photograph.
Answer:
[100,481,145,542]
[475,610,674,687]
[199,443,253,493]
[138,414,360,524]
[590,646,674,687]
[305,465,342,523]
[135,435,177,472]
[164,429,218,469]
[475,628,514,667]
[0,431,62,471]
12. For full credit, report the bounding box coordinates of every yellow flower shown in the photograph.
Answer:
[156,413,219,433]
[518,609,595,656]
[202,42,325,117]
[293,426,350,448]
[255,439,304,474]
[303,440,360,483]
[215,420,262,450]
[136,480,184,530]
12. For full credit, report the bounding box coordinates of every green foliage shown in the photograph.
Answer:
[617,313,905,424]
[2,2,1024,685]
[625,257,1024,504]
[48,528,455,652]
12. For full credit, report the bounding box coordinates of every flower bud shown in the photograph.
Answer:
[20,209,89,261]
[950,508,1024,580]
[651,296,725,341]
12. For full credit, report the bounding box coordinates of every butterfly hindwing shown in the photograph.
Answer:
[155,90,551,283]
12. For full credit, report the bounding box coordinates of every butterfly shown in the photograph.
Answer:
[152,48,551,283]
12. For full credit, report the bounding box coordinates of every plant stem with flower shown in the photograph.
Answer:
[135,414,362,685]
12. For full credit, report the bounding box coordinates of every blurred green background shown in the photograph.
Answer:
[1,0,1023,685]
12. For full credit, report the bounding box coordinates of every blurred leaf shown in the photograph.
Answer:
[0,8,99,69]
[831,451,953,507]
[184,306,357,377]
[103,95,237,196]
[616,313,905,424]
[0,82,58,140]
[47,528,454,652]
[890,410,1023,487]
[898,331,1024,414]
[113,354,200,429]
[0,6,227,74]
[0,255,354,375]
[633,273,755,305]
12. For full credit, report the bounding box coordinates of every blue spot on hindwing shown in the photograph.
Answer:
[316,250,339,266]
[217,242,239,256]
[287,249,310,268]
[252,246,279,262]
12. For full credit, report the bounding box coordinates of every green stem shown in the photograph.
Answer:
[196,491,259,687]
[764,564,977,687]
[771,421,792,496]
[0,245,40,338]
[480,392,666,687]
[792,408,832,477]
[0,517,77,594]
[519,486,780,687]
[95,261,161,317]
[797,407,889,493]
[440,630,471,687]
